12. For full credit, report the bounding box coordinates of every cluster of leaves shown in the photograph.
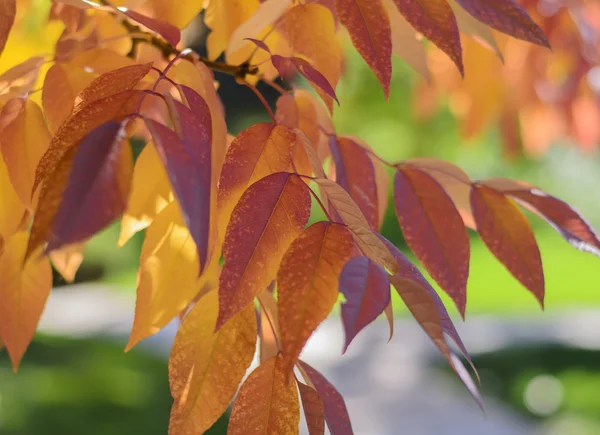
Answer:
[0,0,599,434]
[412,0,600,157]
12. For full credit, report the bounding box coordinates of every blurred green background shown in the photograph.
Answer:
[1,32,600,435]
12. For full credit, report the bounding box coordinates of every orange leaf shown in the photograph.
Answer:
[127,201,221,349]
[0,231,52,371]
[28,90,143,258]
[168,291,257,435]
[218,172,311,329]
[121,9,181,47]
[0,98,50,208]
[228,356,300,435]
[391,0,463,75]
[217,123,296,238]
[48,243,84,283]
[0,142,24,239]
[278,222,355,373]
[394,166,470,316]
[42,63,95,133]
[334,0,392,97]
[0,0,15,57]
[297,380,325,435]
[298,360,354,435]
[314,178,397,273]
[470,184,544,306]
[280,4,341,111]
[257,288,280,363]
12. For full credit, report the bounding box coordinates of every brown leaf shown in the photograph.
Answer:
[228,356,300,435]
[297,380,325,435]
[394,166,470,316]
[121,9,181,47]
[217,172,311,329]
[278,222,355,374]
[470,184,544,307]
[0,0,15,57]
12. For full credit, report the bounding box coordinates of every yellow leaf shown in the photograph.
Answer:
[0,148,25,239]
[138,0,205,29]
[0,231,52,371]
[1,99,50,208]
[279,4,341,111]
[228,356,300,435]
[204,0,260,60]
[119,141,173,247]
[49,243,85,283]
[168,291,257,435]
[127,201,220,350]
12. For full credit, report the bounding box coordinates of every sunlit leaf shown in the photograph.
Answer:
[121,9,181,47]
[48,120,132,251]
[0,99,50,208]
[49,243,85,283]
[205,0,260,60]
[278,222,355,374]
[335,0,392,96]
[228,356,300,435]
[0,141,24,239]
[280,4,341,111]
[394,166,470,316]
[0,0,15,57]
[218,172,311,329]
[257,288,280,363]
[470,184,544,307]
[339,256,390,352]
[127,201,221,350]
[0,231,52,372]
[298,360,354,435]
[168,291,257,435]
[450,0,502,60]
[392,0,463,74]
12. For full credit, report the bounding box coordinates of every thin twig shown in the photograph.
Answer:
[303,179,333,221]
[242,80,276,123]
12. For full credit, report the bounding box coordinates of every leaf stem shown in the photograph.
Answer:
[242,80,277,124]
[302,179,333,221]
[257,296,282,352]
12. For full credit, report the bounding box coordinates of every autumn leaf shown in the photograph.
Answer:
[450,0,502,60]
[258,288,280,363]
[392,0,463,75]
[394,166,470,316]
[217,172,311,329]
[217,123,296,239]
[0,143,24,239]
[0,231,52,372]
[330,136,380,229]
[339,256,390,352]
[0,0,15,57]
[0,98,50,208]
[127,201,220,350]
[470,184,544,307]
[315,178,398,273]
[455,0,549,48]
[482,177,600,258]
[48,120,132,251]
[297,380,325,435]
[228,356,300,435]
[145,90,213,274]
[168,291,257,435]
[280,4,341,111]
[278,222,355,374]
[119,141,172,246]
[299,360,354,435]
[49,243,85,283]
[205,0,260,60]
[120,9,181,48]
[335,0,392,97]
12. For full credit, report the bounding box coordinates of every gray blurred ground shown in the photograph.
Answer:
[38,284,600,435]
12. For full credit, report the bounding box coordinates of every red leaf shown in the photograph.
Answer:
[145,90,212,273]
[394,166,470,317]
[455,0,549,48]
[334,0,392,97]
[121,8,181,47]
[217,172,311,329]
[0,0,15,57]
[297,380,325,435]
[330,136,379,230]
[339,256,391,352]
[48,120,132,251]
[470,184,544,307]
[392,0,463,75]
[483,178,600,258]
[299,360,354,435]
